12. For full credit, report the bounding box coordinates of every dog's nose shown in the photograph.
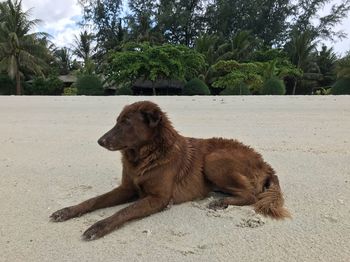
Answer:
[98,138,106,147]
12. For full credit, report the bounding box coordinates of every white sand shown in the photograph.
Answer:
[0,96,349,262]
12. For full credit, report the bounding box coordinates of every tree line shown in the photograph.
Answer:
[1,0,350,95]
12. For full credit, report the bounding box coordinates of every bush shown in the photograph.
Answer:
[261,77,286,95]
[76,74,104,95]
[314,87,332,95]
[183,78,210,95]
[116,83,133,95]
[331,78,350,95]
[63,84,78,96]
[0,74,15,95]
[29,76,64,95]
[220,82,251,95]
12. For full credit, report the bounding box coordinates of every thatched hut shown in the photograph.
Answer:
[132,78,184,95]
[57,74,77,87]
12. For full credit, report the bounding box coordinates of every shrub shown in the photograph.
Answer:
[315,87,332,95]
[220,82,251,95]
[183,78,210,95]
[30,76,64,95]
[261,77,286,95]
[76,74,104,95]
[331,78,350,95]
[63,84,78,96]
[46,76,64,95]
[0,74,15,95]
[116,83,133,95]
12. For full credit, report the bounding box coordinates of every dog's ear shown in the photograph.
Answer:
[142,109,162,128]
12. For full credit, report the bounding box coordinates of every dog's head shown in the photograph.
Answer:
[98,101,163,151]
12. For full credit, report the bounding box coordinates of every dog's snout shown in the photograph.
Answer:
[98,138,107,147]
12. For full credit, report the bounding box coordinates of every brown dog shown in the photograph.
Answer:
[51,101,290,240]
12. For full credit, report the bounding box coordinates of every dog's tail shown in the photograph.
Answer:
[254,173,291,219]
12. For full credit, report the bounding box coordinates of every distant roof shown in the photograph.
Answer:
[58,75,77,83]
[26,74,77,84]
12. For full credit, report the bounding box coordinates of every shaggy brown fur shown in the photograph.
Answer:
[51,101,290,240]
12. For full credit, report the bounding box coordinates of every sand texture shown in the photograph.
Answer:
[0,96,349,262]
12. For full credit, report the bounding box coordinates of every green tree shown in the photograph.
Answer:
[285,30,320,94]
[211,58,301,94]
[205,0,293,46]
[76,74,104,95]
[261,77,286,95]
[211,60,264,94]
[195,32,259,85]
[195,34,222,66]
[316,45,337,87]
[79,0,124,53]
[335,52,350,79]
[291,0,350,41]
[106,43,205,95]
[28,75,64,95]
[72,30,94,64]
[126,0,162,43]
[53,47,72,75]
[0,0,47,95]
[156,0,204,46]
[216,31,258,62]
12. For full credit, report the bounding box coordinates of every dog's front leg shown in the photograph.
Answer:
[82,196,169,240]
[50,185,137,222]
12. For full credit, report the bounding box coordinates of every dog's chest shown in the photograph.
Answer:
[126,166,154,197]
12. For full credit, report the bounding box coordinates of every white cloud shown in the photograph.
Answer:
[22,0,81,24]
[53,26,82,48]
[22,0,83,47]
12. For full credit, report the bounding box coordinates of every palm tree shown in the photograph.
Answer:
[285,30,320,94]
[288,31,318,71]
[72,30,94,64]
[53,47,72,75]
[216,31,258,62]
[195,34,222,66]
[0,0,47,95]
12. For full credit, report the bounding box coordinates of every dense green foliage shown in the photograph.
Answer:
[1,0,350,96]
[106,44,205,94]
[331,78,350,95]
[0,0,48,95]
[212,60,263,93]
[63,86,78,96]
[336,53,350,79]
[76,74,104,95]
[116,82,133,95]
[27,76,64,95]
[220,82,251,95]
[0,74,14,94]
[183,78,210,95]
[261,77,286,95]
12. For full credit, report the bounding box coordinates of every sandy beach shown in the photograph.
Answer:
[0,96,349,262]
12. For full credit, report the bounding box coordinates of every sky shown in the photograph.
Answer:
[18,0,350,56]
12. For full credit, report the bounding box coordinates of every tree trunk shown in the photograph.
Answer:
[16,69,21,95]
[292,78,297,95]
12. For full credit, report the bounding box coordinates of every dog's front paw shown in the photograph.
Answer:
[82,220,115,241]
[50,207,77,222]
[208,199,228,210]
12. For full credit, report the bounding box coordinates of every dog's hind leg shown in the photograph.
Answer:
[204,152,257,210]
[208,188,257,210]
